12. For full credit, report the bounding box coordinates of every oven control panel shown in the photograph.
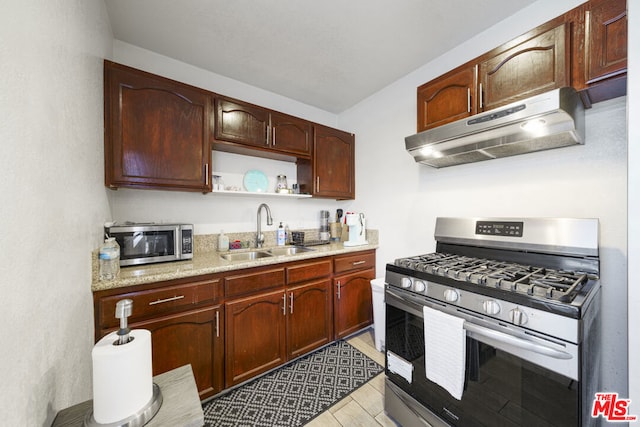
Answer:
[476,221,523,237]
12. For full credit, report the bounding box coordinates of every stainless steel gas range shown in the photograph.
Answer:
[384,217,601,427]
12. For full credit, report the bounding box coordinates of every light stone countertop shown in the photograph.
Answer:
[92,230,378,292]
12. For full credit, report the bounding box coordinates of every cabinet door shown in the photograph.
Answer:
[287,279,333,359]
[312,125,355,200]
[225,289,287,387]
[104,61,211,192]
[270,111,312,157]
[479,23,570,111]
[417,66,477,132]
[214,97,269,148]
[334,268,375,339]
[585,0,627,84]
[123,306,223,399]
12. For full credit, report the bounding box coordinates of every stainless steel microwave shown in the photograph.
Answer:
[105,223,193,266]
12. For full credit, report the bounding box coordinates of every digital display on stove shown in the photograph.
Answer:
[476,221,523,237]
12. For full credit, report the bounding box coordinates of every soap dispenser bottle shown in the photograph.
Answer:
[218,230,229,251]
[277,222,286,246]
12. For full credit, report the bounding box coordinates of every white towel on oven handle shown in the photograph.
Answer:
[423,305,466,400]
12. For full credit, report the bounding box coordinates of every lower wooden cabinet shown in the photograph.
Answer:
[93,275,224,399]
[287,279,333,359]
[93,250,375,397]
[334,268,375,339]
[225,289,287,387]
[129,306,224,399]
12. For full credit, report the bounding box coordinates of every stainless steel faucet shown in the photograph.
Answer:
[256,203,273,248]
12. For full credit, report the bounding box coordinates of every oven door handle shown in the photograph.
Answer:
[464,322,573,360]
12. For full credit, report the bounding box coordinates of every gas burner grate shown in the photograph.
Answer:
[393,252,590,303]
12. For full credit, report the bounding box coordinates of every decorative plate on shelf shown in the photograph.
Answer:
[243,170,269,193]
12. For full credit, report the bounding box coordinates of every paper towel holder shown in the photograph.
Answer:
[84,383,162,427]
[84,299,163,427]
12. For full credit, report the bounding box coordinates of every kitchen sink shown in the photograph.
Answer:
[267,246,315,256]
[220,251,273,261]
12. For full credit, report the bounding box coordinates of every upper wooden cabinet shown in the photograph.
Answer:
[417,66,477,131]
[213,97,312,159]
[297,124,355,200]
[104,61,212,192]
[479,22,569,112]
[417,21,569,132]
[577,0,628,106]
[416,0,627,131]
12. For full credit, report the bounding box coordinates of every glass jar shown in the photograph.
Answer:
[276,175,288,192]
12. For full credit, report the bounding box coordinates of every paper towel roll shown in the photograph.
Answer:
[92,329,153,424]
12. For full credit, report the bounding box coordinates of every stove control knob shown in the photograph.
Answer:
[482,300,501,315]
[401,277,412,289]
[413,280,426,292]
[509,308,527,326]
[444,289,459,302]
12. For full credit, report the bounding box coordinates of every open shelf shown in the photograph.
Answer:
[210,190,312,199]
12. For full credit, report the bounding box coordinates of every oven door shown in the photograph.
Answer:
[385,287,582,427]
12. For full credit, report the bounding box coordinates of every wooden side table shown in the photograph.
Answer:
[52,365,204,427]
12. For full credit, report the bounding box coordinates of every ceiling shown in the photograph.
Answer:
[105,0,537,113]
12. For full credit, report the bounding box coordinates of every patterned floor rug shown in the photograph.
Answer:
[202,340,384,426]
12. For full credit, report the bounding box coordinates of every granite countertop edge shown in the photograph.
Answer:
[92,242,379,292]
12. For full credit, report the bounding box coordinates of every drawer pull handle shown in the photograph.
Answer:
[149,295,185,305]
[352,260,366,266]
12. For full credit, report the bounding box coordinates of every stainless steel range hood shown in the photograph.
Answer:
[405,87,585,168]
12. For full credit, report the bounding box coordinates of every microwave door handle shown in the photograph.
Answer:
[464,322,573,360]
[174,226,181,259]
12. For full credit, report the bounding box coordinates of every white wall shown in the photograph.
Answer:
[627,0,639,418]
[339,0,629,403]
[0,1,113,425]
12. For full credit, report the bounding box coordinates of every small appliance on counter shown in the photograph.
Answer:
[105,222,193,267]
[86,299,162,427]
[343,212,368,247]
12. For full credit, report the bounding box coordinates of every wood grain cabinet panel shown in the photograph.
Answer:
[576,0,628,105]
[585,0,627,84]
[225,289,287,387]
[333,251,375,339]
[214,97,269,148]
[127,306,224,399]
[286,279,333,359]
[93,275,224,399]
[298,124,355,200]
[333,267,375,339]
[270,111,312,157]
[98,278,221,329]
[417,66,477,132]
[213,97,312,158]
[479,23,570,112]
[104,61,211,192]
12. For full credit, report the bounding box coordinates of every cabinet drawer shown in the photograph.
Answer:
[334,251,375,274]
[98,278,221,329]
[286,259,332,284]
[225,267,285,298]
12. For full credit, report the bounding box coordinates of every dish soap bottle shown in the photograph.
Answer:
[277,222,286,246]
[99,237,120,281]
[218,230,229,251]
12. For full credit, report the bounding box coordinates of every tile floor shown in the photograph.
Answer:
[305,328,399,427]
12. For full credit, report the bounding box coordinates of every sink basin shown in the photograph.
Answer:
[220,251,273,261]
[267,246,315,256]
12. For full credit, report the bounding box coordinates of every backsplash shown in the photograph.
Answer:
[194,228,379,253]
